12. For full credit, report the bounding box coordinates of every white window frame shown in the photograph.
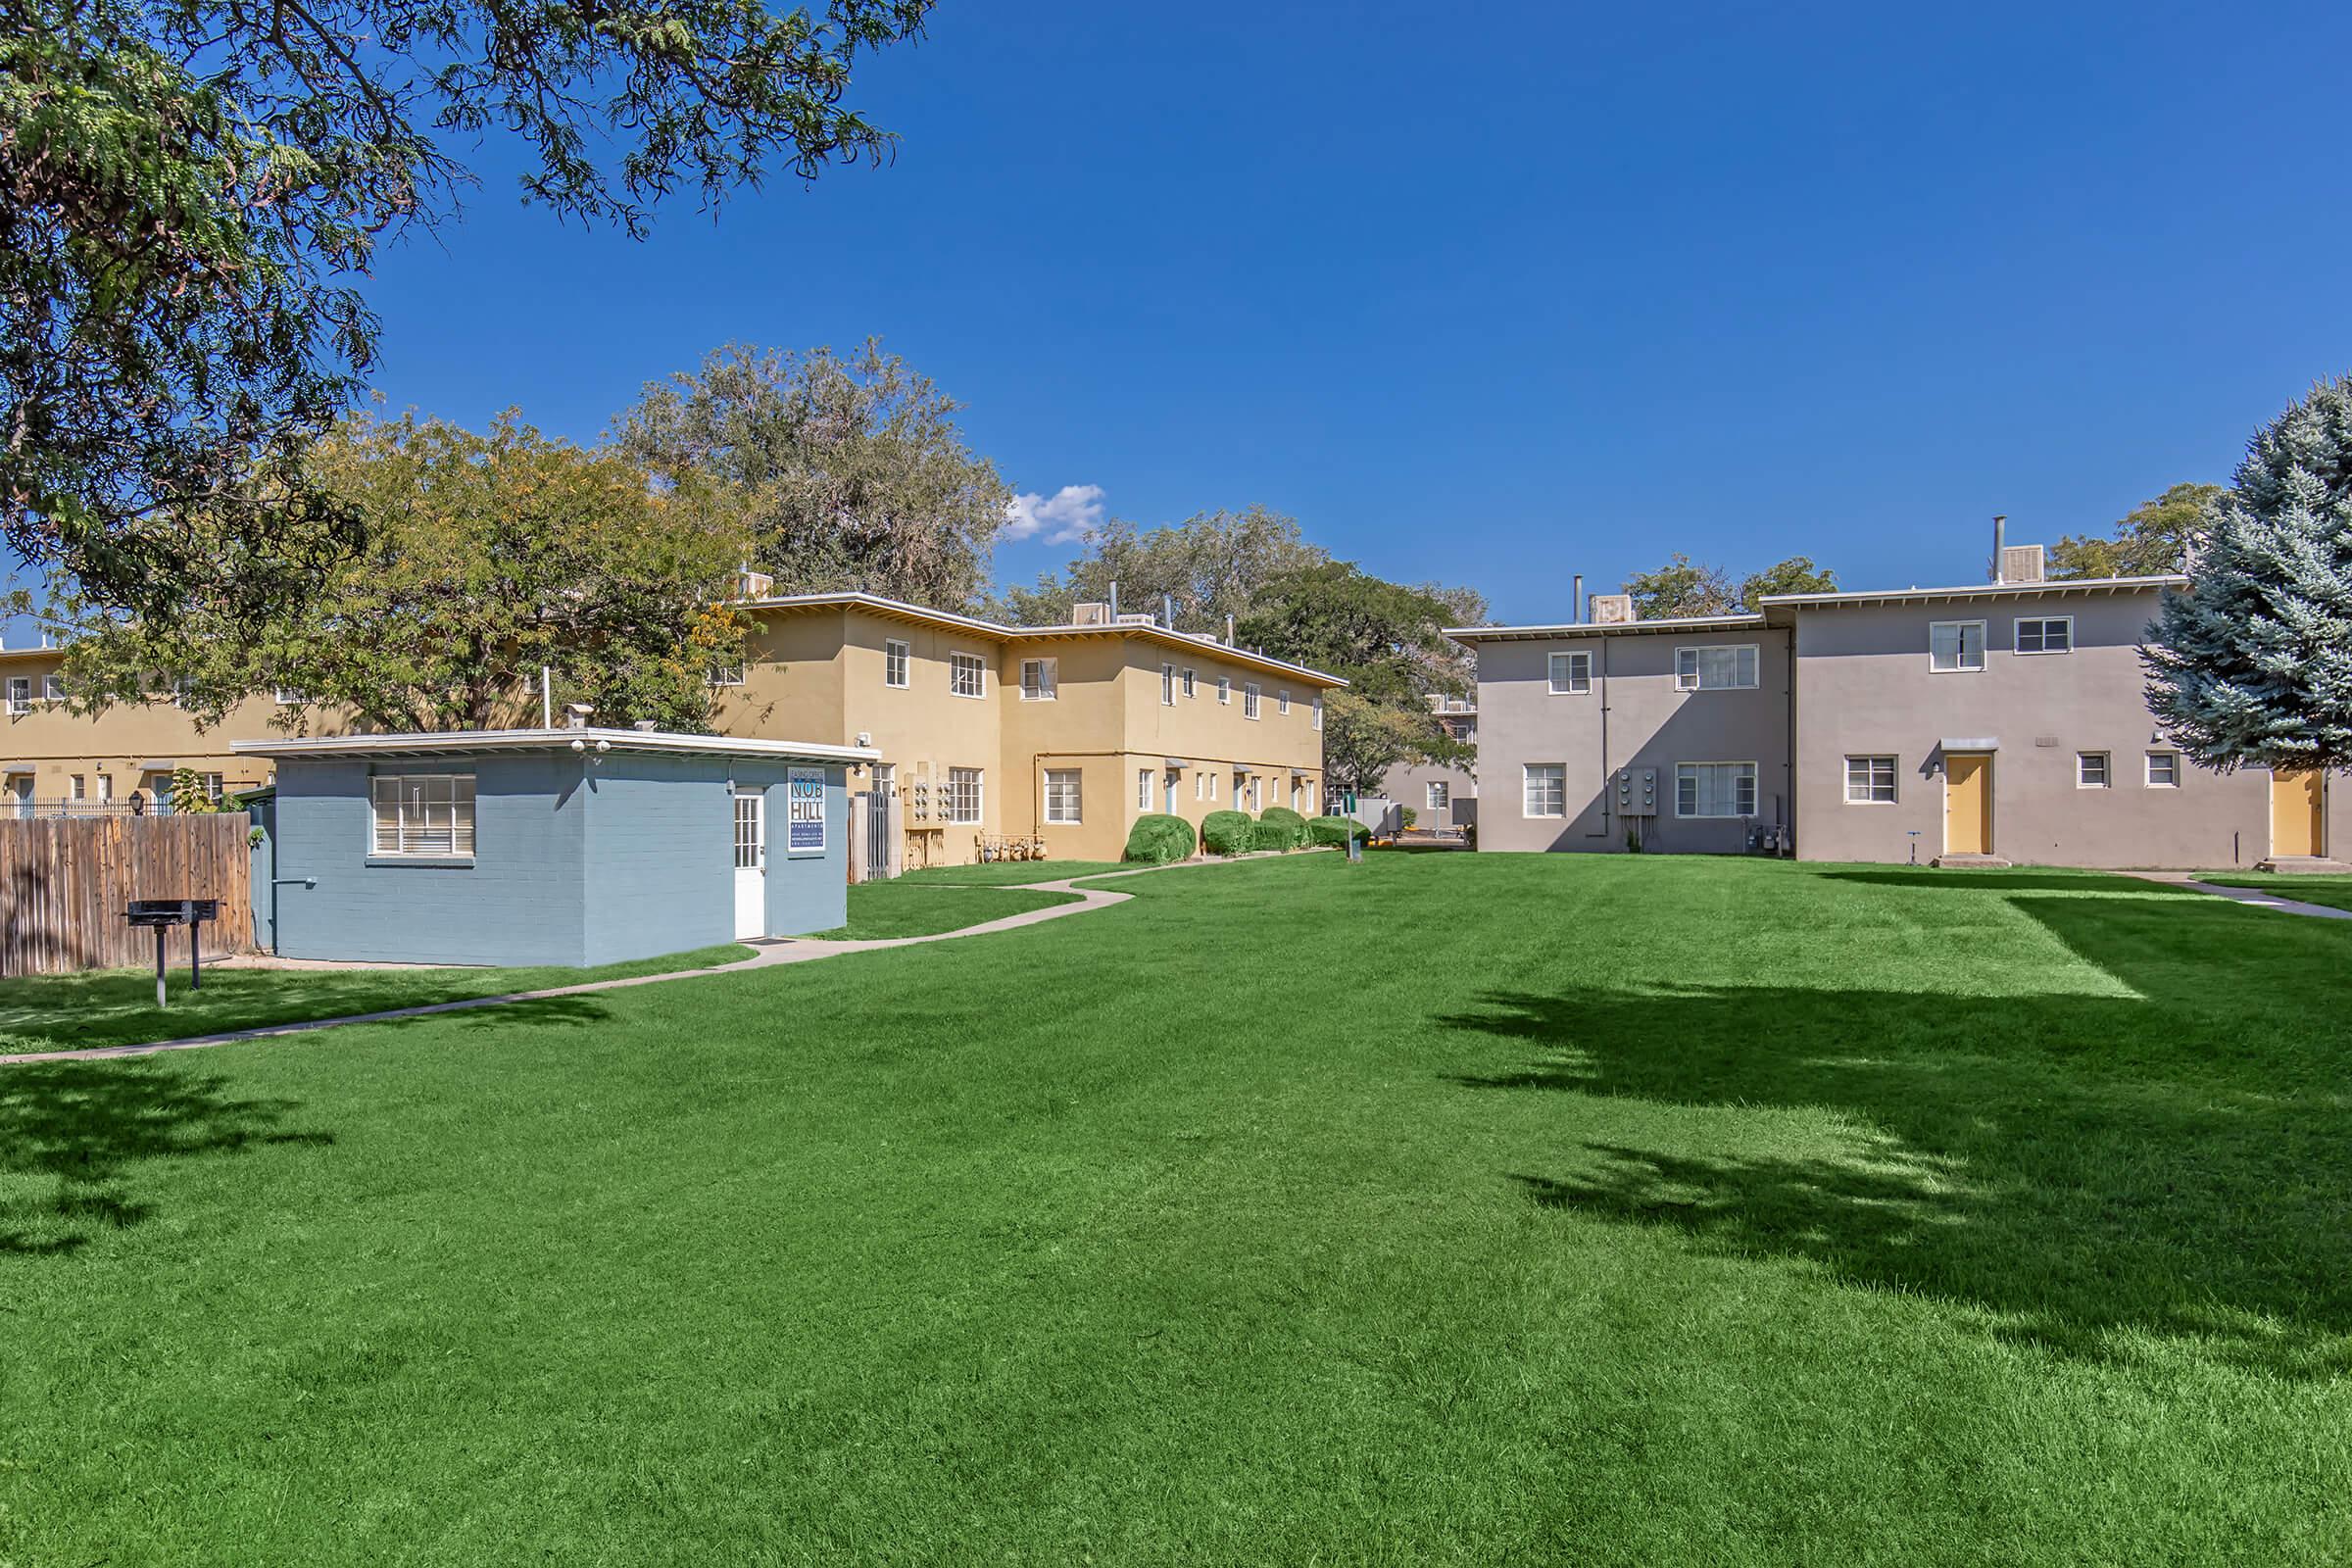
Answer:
[1548,651,1592,695]
[1278,689,1291,715]
[706,663,745,688]
[1020,658,1058,702]
[1930,619,1986,673]
[4,677,28,715]
[1523,762,1566,819]
[949,652,986,700]
[1843,755,1898,805]
[2145,750,2180,789]
[1137,768,1153,810]
[1426,780,1449,811]
[1674,645,1759,692]
[272,684,311,705]
[95,773,114,802]
[2013,615,2074,656]
[1244,682,1261,719]
[1217,675,1231,706]
[1182,667,1197,699]
[41,672,67,703]
[369,772,477,858]
[69,773,85,801]
[884,639,910,689]
[946,766,984,823]
[2077,751,2111,789]
[1160,662,1175,706]
[1676,761,1758,819]
[1045,768,1082,824]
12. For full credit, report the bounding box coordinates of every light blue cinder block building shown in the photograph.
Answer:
[234,727,877,967]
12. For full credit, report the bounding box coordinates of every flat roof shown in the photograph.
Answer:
[740,590,1348,688]
[1445,612,1769,642]
[232,727,879,763]
[1757,573,2186,609]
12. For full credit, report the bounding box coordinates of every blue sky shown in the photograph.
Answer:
[21,1,2352,630]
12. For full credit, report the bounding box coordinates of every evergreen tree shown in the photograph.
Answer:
[2144,379,2352,771]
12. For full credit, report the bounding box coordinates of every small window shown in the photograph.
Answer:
[949,653,985,699]
[1244,682,1261,719]
[1160,663,1174,706]
[1020,658,1057,701]
[885,639,910,688]
[1137,768,1153,810]
[1844,756,1898,804]
[1930,620,1985,672]
[1312,692,1322,730]
[1045,768,1082,824]
[871,762,897,797]
[2077,752,2110,789]
[2146,751,2180,788]
[1196,771,1209,802]
[1548,651,1592,695]
[2015,616,2073,655]
[41,672,67,703]
[706,663,745,688]
[1426,780,1449,811]
[1217,675,1231,706]
[370,773,477,858]
[4,677,28,714]
[1523,763,1566,818]
[272,685,311,705]
[947,766,984,823]
[69,773,85,801]
[1182,667,1197,698]
[1278,689,1291,714]
[1677,762,1757,818]
[1674,645,1759,691]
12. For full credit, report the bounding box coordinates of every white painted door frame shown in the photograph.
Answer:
[733,787,766,939]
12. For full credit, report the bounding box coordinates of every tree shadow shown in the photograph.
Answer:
[1816,867,2202,895]
[1440,892,2352,1376]
[0,1060,333,1255]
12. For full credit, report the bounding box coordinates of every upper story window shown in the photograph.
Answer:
[1548,651,1592,694]
[2015,616,2073,655]
[1312,692,1322,730]
[5,676,30,714]
[1277,689,1291,714]
[41,672,67,703]
[1182,668,1197,698]
[371,772,476,858]
[1243,682,1261,719]
[1020,658,1057,701]
[949,652,985,699]
[1675,645,1758,691]
[1930,620,1985,672]
[706,663,745,688]
[1217,675,1231,706]
[884,639,909,688]
[273,685,311,705]
[1160,663,1175,705]
[1677,761,1757,818]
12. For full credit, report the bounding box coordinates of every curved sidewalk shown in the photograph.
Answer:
[0,856,1288,1067]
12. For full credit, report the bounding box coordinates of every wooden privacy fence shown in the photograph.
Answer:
[0,814,256,976]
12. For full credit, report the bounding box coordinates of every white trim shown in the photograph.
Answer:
[1843,754,1898,805]
[2011,614,2074,656]
[1547,650,1592,695]
[1160,662,1175,706]
[946,766,984,825]
[1928,619,1987,673]
[1019,657,1058,702]
[883,638,910,689]
[1243,682,1261,719]
[1448,612,1768,641]
[1044,767,1082,825]
[2076,751,2111,789]
[1759,573,2185,609]
[2144,750,2180,789]
[234,727,876,763]
[948,651,986,700]
[1522,762,1566,818]
[1674,760,1757,818]
[1181,667,1197,699]
[1674,644,1759,692]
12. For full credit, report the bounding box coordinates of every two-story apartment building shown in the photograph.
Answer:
[1377,695,1479,832]
[1454,560,2346,870]
[0,642,290,811]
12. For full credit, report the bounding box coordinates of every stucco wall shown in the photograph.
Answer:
[1787,593,2291,867]
[1475,627,1793,854]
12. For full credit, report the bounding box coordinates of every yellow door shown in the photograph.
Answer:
[1945,754,1991,855]
[2273,770,2325,858]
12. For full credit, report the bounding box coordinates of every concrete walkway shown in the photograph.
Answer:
[0,855,1299,1067]
[2121,870,2352,920]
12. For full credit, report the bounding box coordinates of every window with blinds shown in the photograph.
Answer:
[1929,620,1985,672]
[885,639,909,688]
[1046,768,1082,823]
[371,773,476,857]
[1676,762,1756,818]
[1548,651,1592,694]
[1021,659,1057,701]
[1674,645,1759,691]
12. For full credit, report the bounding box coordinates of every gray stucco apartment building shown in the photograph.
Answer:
[1451,564,2346,870]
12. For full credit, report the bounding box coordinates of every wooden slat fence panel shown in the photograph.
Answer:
[0,815,255,976]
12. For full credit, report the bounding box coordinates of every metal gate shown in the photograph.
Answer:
[861,790,893,881]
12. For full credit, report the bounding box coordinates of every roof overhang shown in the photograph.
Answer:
[1758,574,2186,612]
[1940,737,2000,753]
[1446,613,1769,643]
[232,727,879,765]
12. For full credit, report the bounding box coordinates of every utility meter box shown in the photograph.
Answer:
[1614,766,1657,816]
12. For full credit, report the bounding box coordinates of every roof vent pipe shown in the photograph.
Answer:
[1992,514,2007,583]
[1108,580,1119,619]
[1226,612,1236,647]
[1573,573,1585,623]
[1163,592,1175,629]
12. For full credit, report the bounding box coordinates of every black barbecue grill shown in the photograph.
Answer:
[125,898,220,1007]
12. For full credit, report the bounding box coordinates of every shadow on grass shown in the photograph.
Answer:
[1444,891,2352,1376]
[1816,867,2201,894]
[0,1061,332,1255]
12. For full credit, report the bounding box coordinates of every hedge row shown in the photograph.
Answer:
[1308,814,1369,847]
[1118,808,1366,862]
[1200,809,1254,857]
[1123,813,1197,864]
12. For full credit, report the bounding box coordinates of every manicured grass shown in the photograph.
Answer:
[895,858,1128,885]
[0,943,751,1054]
[807,879,1081,940]
[5,856,2348,1562]
[2199,871,2352,912]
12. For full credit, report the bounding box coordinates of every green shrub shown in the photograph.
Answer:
[1123,813,1198,864]
[1200,809,1254,856]
[1308,814,1369,847]
[1398,805,1418,830]
[1255,806,1308,851]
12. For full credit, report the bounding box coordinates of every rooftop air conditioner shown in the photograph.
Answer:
[1591,594,1636,625]
[1072,602,1112,626]
[1999,544,2046,584]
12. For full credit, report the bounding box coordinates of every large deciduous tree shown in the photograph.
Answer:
[2,0,930,620]
[56,414,750,732]
[988,505,1324,628]
[2051,482,2223,579]
[617,341,1009,610]
[1737,556,1837,606]
[1623,554,1738,618]
[2145,381,2352,772]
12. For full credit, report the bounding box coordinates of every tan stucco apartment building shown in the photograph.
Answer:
[1452,563,2346,870]
[6,593,1341,868]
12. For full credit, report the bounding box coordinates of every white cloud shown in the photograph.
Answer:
[1004,483,1107,543]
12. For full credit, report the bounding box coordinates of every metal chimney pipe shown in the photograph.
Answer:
[1163,593,1175,628]
[1992,515,2007,583]
[1225,612,1236,646]
[1573,574,1585,623]
[1108,580,1119,618]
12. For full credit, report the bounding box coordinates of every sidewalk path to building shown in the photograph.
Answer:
[2121,870,2352,920]
[0,854,1312,1067]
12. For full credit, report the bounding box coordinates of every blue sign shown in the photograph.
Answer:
[787,767,827,854]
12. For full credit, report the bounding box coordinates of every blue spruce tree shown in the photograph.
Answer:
[2145,378,2352,771]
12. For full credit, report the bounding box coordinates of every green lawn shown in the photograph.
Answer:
[5,856,2348,1562]
[0,943,751,1054]
[808,879,1082,940]
[2199,871,2352,912]
[894,857,1130,885]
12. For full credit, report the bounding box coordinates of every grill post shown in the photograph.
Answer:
[155,925,168,1009]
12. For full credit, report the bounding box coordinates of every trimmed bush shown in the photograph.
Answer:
[1398,806,1418,830]
[1254,806,1308,851]
[1308,814,1369,848]
[1123,813,1198,864]
[1200,809,1255,856]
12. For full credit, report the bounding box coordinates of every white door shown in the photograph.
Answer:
[733,788,766,938]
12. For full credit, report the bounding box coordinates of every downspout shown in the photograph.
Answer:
[1588,633,1610,838]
